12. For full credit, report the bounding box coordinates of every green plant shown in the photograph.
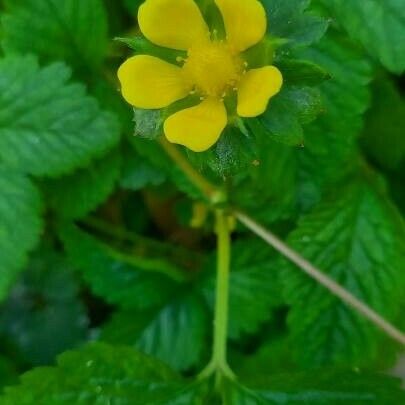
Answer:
[0,0,404,403]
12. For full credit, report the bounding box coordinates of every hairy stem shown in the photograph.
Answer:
[213,210,234,384]
[235,210,405,347]
[159,141,405,349]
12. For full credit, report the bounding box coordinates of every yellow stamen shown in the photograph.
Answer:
[182,40,244,98]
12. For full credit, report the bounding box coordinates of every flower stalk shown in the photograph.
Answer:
[199,209,235,388]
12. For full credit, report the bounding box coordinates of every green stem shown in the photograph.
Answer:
[199,210,235,387]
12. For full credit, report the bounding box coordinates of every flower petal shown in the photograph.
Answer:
[118,55,191,109]
[237,66,283,118]
[215,0,266,52]
[164,98,227,152]
[138,0,209,50]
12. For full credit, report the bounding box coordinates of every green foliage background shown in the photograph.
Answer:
[0,0,404,403]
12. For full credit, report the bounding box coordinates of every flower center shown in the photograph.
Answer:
[182,40,244,98]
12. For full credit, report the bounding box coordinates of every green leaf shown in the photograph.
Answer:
[281,179,405,367]
[120,148,166,191]
[59,223,182,310]
[0,56,120,177]
[122,0,143,14]
[187,125,259,177]
[0,167,42,300]
[263,0,328,47]
[226,370,405,404]
[101,294,209,371]
[43,149,121,220]
[232,135,298,225]
[1,0,108,72]
[320,0,405,73]
[0,355,17,392]
[361,77,405,171]
[276,59,331,86]
[1,342,208,404]
[0,248,88,366]
[296,30,373,209]
[232,335,297,379]
[202,239,283,339]
[131,137,204,200]
[248,85,322,147]
[117,36,183,66]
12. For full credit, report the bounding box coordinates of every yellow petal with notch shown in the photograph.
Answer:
[215,0,267,52]
[138,0,209,50]
[164,98,227,152]
[237,66,283,117]
[118,55,191,109]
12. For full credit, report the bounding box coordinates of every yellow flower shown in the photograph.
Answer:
[118,0,283,152]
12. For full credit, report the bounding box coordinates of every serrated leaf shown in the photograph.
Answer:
[0,248,88,365]
[281,179,405,367]
[202,239,283,339]
[296,31,373,209]
[248,85,322,147]
[320,0,405,74]
[43,149,121,220]
[227,370,405,404]
[0,56,120,177]
[59,223,182,310]
[0,343,208,404]
[276,59,331,86]
[1,0,108,72]
[186,125,259,177]
[263,0,328,47]
[101,294,209,371]
[0,167,42,300]
[232,135,298,226]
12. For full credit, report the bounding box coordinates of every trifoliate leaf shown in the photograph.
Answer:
[320,0,405,74]
[0,343,208,404]
[0,248,88,366]
[101,294,209,371]
[226,370,405,404]
[1,0,108,73]
[0,56,120,177]
[59,223,182,310]
[281,179,405,367]
[43,149,121,220]
[202,239,283,339]
[361,77,405,171]
[263,0,328,47]
[0,167,42,301]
